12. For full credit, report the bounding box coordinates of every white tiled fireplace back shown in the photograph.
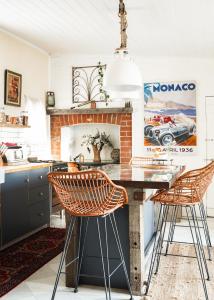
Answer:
[61,123,120,162]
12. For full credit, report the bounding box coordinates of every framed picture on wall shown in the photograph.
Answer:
[4,69,22,106]
[144,80,197,155]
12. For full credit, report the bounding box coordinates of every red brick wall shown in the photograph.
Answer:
[50,112,132,164]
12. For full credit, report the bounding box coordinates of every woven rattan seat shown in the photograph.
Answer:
[48,170,128,217]
[151,161,214,206]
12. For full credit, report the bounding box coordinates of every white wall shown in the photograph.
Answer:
[0,30,50,158]
[50,53,214,170]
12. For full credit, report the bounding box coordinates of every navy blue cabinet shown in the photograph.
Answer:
[0,167,50,247]
[1,171,29,244]
[29,168,49,189]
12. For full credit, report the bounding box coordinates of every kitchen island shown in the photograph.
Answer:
[65,164,185,296]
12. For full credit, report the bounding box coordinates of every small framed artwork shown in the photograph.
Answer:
[4,69,22,107]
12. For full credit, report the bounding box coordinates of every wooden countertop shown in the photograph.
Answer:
[0,163,52,174]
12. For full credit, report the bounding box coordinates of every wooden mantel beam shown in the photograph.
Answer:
[46,107,133,115]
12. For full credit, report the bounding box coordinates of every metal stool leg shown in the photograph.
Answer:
[154,204,169,274]
[186,206,209,300]
[97,217,108,300]
[51,216,76,300]
[165,203,212,260]
[199,203,212,259]
[201,203,212,246]
[192,206,210,280]
[110,213,134,300]
[165,205,179,256]
[104,216,111,300]
[74,217,89,293]
[74,217,83,293]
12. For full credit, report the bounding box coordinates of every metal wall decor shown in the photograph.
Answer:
[72,62,109,103]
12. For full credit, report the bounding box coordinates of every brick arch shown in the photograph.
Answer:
[50,112,132,163]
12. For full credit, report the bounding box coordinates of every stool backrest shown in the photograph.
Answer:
[129,156,173,166]
[48,170,128,216]
[174,161,214,202]
[129,156,154,165]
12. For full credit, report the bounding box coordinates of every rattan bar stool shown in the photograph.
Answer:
[143,169,212,300]
[48,170,133,300]
[165,161,214,258]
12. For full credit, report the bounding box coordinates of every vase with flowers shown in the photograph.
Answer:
[81,130,113,163]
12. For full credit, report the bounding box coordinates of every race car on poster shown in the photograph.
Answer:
[145,121,196,146]
[144,115,175,136]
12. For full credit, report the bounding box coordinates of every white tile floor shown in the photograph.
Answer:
[2,215,214,300]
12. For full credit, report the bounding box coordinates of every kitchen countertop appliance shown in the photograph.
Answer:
[4,146,28,165]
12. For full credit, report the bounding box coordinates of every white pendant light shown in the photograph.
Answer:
[104,0,142,93]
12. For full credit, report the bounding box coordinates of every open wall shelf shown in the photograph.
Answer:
[0,123,30,128]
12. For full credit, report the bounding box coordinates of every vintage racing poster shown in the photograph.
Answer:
[144,81,197,155]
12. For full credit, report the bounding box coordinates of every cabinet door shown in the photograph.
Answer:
[28,200,50,231]
[28,185,49,205]
[1,171,29,244]
[28,167,50,230]
[29,167,49,189]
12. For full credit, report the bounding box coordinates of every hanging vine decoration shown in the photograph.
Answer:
[72,63,109,103]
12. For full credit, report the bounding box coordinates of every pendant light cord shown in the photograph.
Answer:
[104,0,142,93]
[117,0,128,51]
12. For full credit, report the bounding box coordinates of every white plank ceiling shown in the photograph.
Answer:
[0,0,214,57]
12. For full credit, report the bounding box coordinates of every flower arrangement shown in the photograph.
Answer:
[81,130,113,162]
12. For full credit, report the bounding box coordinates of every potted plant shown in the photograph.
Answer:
[81,130,113,163]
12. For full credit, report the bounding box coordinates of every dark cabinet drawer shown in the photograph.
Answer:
[28,200,50,231]
[29,167,49,188]
[29,185,49,205]
[2,171,28,192]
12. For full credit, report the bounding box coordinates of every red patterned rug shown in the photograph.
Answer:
[0,227,65,297]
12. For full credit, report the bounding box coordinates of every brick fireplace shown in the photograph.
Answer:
[48,107,133,164]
